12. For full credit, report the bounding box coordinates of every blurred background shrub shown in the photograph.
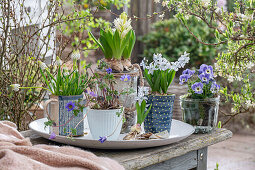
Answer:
[139,16,224,68]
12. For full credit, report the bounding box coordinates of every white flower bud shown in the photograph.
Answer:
[10,84,20,92]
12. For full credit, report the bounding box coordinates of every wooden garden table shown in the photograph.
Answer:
[21,128,232,170]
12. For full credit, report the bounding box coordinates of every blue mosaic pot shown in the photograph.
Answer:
[144,94,175,134]
[46,95,85,136]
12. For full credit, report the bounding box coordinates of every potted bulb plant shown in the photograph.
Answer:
[11,52,91,136]
[85,68,134,141]
[179,64,221,133]
[141,52,190,134]
[89,12,142,133]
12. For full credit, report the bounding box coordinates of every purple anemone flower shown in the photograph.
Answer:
[106,68,112,74]
[89,91,97,97]
[120,74,131,82]
[191,82,204,94]
[199,64,214,77]
[210,82,220,93]
[65,101,76,112]
[198,73,210,84]
[98,136,107,143]
[49,132,56,139]
[182,69,195,77]
[179,74,190,85]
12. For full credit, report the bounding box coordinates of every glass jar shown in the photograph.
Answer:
[180,95,220,133]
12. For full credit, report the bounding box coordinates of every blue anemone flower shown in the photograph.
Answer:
[120,74,131,82]
[49,132,56,139]
[65,101,76,112]
[191,82,204,94]
[106,68,112,74]
[98,136,107,143]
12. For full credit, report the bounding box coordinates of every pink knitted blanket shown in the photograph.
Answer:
[0,121,124,170]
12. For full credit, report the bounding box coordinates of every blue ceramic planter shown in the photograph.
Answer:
[144,94,175,134]
[58,95,85,136]
[47,95,85,136]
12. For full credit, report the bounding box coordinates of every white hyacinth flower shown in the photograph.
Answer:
[71,50,80,60]
[39,61,47,70]
[113,12,132,39]
[10,84,20,92]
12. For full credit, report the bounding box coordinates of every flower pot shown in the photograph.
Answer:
[144,94,175,134]
[180,95,220,133]
[44,95,85,136]
[87,108,123,140]
[95,64,143,133]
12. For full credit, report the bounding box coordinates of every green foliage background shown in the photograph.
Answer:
[139,16,224,67]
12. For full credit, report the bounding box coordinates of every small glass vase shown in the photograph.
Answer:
[180,95,220,133]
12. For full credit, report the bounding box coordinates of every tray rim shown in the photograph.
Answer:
[29,118,195,149]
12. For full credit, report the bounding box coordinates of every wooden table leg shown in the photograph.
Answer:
[197,147,208,170]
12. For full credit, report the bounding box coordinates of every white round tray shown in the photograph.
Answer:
[29,118,194,149]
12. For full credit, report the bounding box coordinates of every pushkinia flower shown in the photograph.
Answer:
[38,61,47,70]
[210,82,220,93]
[198,73,210,84]
[49,132,56,139]
[10,84,20,92]
[182,69,195,76]
[106,68,112,74]
[120,74,131,82]
[135,86,149,104]
[89,91,97,97]
[71,50,80,60]
[99,136,107,143]
[191,82,204,94]
[65,101,76,112]
[179,74,190,85]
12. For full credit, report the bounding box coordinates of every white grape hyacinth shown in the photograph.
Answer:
[135,86,149,105]
[141,52,190,74]
[10,84,20,92]
[56,57,62,66]
[71,50,80,60]
[38,61,47,70]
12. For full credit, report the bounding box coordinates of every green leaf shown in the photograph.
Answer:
[88,31,105,53]
[71,128,77,136]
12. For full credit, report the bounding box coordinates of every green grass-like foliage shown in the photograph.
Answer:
[40,62,90,96]
[144,69,176,94]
